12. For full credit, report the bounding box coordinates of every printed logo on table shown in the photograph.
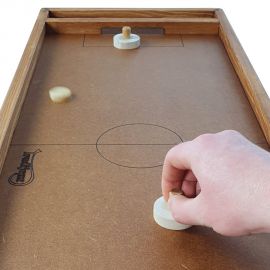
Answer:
[8,149,41,186]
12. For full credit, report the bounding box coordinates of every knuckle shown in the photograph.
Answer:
[194,133,215,147]
[220,129,240,137]
[164,143,182,161]
[218,130,244,146]
[194,130,243,151]
[164,146,176,161]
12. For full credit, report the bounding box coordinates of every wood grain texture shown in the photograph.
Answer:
[215,9,270,145]
[0,8,49,172]
[48,8,216,18]
[46,17,219,35]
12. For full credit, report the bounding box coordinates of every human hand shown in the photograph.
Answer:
[162,130,270,236]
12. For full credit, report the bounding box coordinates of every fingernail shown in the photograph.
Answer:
[169,188,183,198]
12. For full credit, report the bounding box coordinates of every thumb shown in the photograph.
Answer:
[168,192,203,226]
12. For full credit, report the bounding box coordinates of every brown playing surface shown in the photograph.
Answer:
[0,33,269,269]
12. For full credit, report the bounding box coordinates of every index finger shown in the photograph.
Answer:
[162,141,194,200]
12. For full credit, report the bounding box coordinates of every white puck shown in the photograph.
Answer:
[153,196,192,230]
[113,33,140,50]
[49,86,72,103]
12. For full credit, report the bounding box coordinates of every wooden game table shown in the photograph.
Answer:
[0,8,270,269]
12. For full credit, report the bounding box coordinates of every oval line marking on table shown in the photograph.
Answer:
[95,123,183,169]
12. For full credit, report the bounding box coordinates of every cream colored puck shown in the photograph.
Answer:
[113,33,140,50]
[49,86,72,103]
[153,196,192,230]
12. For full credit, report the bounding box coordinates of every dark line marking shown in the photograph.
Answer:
[82,34,86,47]
[11,143,97,146]
[96,123,183,145]
[95,160,164,169]
[180,35,185,47]
[96,143,178,145]
[10,143,178,146]
[83,44,184,47]
[10,142,268,146]
[95,123,183,169]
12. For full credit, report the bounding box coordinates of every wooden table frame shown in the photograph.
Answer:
[0,8,269,173]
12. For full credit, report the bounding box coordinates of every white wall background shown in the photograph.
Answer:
[0,0,269,109]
